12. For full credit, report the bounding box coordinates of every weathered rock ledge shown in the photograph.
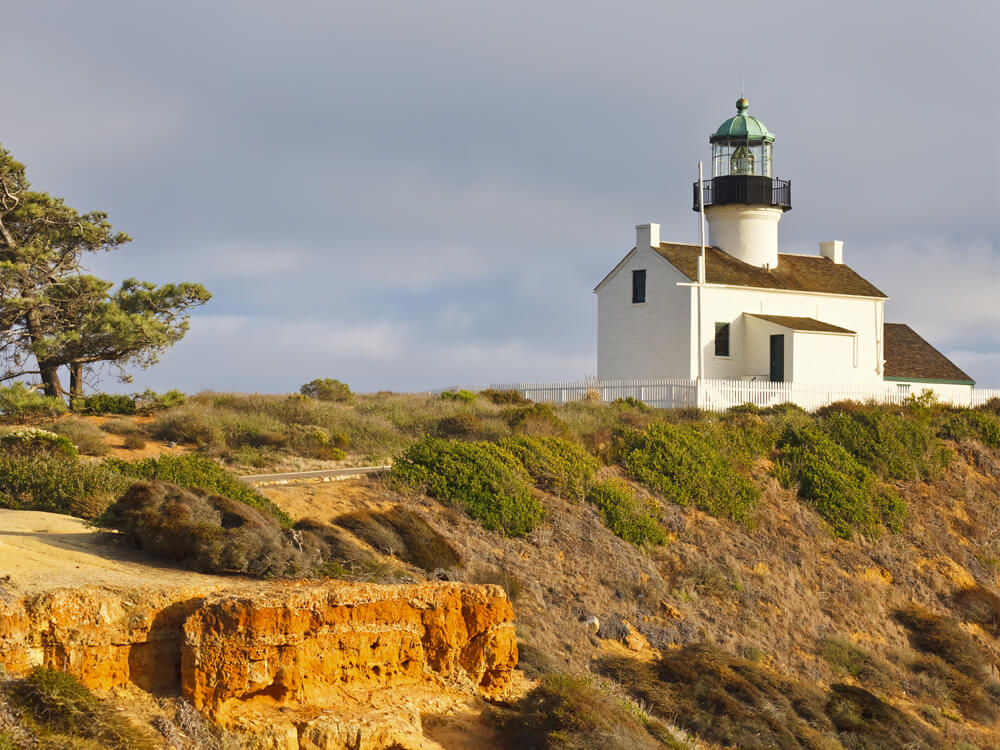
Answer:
[0,580,517,748]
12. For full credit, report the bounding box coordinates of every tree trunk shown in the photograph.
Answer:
[38,359,64,400]
[69,362,84,403]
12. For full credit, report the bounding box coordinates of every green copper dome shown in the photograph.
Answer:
[710,97,774,144]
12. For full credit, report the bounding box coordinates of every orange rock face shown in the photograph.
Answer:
[0,580,517,733]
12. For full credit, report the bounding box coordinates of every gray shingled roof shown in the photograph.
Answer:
[883,323,973,384]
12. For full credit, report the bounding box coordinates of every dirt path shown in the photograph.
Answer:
[0,509,248,595]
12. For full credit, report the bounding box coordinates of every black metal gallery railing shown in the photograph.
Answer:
[693,175,791,211]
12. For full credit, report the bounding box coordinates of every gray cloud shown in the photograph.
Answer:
[2,0,997,391]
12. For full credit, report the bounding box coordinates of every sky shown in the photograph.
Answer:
[2,1,998,393]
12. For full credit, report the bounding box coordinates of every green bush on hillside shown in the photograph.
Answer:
[101,481,313,576]
[499,435,599,501]
[50,418,111,456]
[774,424,906,539]
[0,456,125,515]
[71,392,136,415]
[941,409,1000,448]
[479,388,530,405]
[618,423,758,522]
[0,382,66,422]
[586,478,666,547]
[0,427,77,459]
[820,406,948,481]
[506,402,568,437]
[440,389,476,403]
[391,437,544,537]
[103,454,290,526]
[300,377,353,403]
[134,388,186,412]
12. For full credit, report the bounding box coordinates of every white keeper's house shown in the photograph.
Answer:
[595,97,974,404]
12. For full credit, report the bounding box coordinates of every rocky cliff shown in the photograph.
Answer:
[0,580,517,748]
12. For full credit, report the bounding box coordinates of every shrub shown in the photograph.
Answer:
[50,418,110,456]
[0,456,127,515]
[72,392,135,415]
[435,413,481,438]
[894,604,990,681]
[123,434,147,450]
[134,388,186,412]
[333,508,461,571]
[0,427,77,459]
[391,437,544,537]
[820,406,947,481]
[9,667,161,749]
[150,408,226,450]
[586,479,666,547]
[100,417,141,435]
[470,566,525,603]
[101,481,313,576]
[506,402,568,437]
[942,410,1000,448]
[977,397,1000,416]
[0,383,67,422]
[493,673,674,750]
[774,424,906,539]
[479,388,530,405]
[952,585,1000,636]
[618,423,758,522]
[103,454,291,526]
[440,389,476,403]
[287,424,347,459]
[300,378,353,403]
[499,435,599,501]
[613,396,650,411]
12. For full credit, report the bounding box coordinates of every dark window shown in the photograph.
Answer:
[632,269,646,303]
[715,322,730,357]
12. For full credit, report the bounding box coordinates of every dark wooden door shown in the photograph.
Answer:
[769,335,785,382]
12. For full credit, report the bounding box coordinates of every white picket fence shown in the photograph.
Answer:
[489,378,1000,413]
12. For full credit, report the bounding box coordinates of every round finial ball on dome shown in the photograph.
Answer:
[736,97,749,112]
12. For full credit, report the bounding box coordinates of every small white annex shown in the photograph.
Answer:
[595,98,974,402]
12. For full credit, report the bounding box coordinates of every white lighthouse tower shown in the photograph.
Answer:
[695,97,791,268]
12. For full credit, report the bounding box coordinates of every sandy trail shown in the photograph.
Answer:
[0,509,247,595]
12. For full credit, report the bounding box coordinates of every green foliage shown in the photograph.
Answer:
[134,388,186,411]
[774,424,906,539]
[0,382,67,422]
[440,389,476,403]
[391,437,544,537]
[479,388,530,405]
[100,481,310,576]
[618,423,758,522]
[300,378,353,403]
[71,392,135,415]
[706,412,779,468]
[507,402,568,437]
[50,418,110,456]
[818,637,891,690]
[150,408,226,449]
[123,434,147,450]
[942,410,1000,448]
[977,397,1000,416]
[8,667,161,749]
[0,427,77,459]
[499,435,599,501]
[586,478,666,547]
[102,453,291,526]
[820,406,947,481]
[614,396,651,411]
[0,456,126,515]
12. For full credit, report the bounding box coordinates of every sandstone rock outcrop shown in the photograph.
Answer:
[0,580,517,748]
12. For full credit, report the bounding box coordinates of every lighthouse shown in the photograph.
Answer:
[694,97,791,269]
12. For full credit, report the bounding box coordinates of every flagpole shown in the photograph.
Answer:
[697,161,706,406]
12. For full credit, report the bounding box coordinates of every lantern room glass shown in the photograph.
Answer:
[711,141,772,178]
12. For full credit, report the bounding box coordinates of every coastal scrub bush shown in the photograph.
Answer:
[774,424,906,539]
[493,673,678,750]
[820,406,948,481]
[440,389,476,403]
[391,437,544,536]
[0,456,126,515]
[506,402,568,437]
[71,392,135,415]
[479,388,530,405]
[101,481,311,576]
[499,435,599,501]
[618,423,758,522]
[0,382,67,422]
[134,388,186,412]
[300,377,353,403]
[333,507,460,571]
[50,418,110,456]
[151,407,226,450]
[103,454,290,525]
[100,417,142,435]
[0,427,77,459]
[941,410,1000,449]
[586,478,666,547]
[8,667,161,749]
